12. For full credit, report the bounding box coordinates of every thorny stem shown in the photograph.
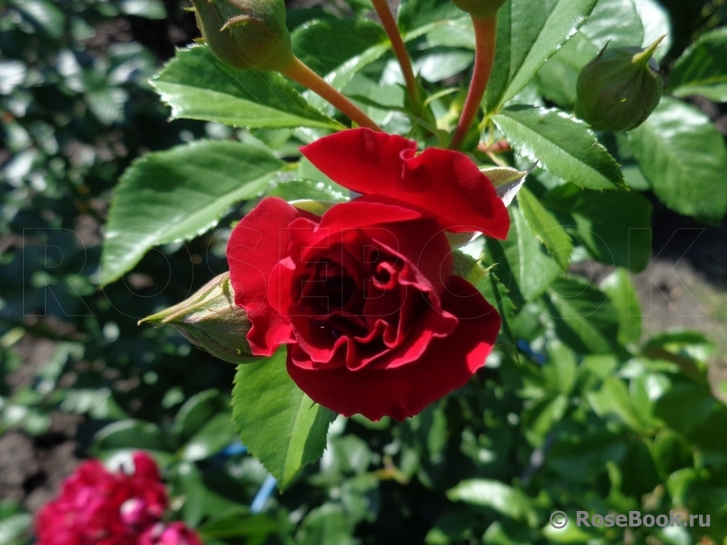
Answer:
[370,0,421,114]
[280,56,382,131]
[448,15,498,150]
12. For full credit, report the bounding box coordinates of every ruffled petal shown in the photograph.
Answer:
[287,276,501,420]
[227,197,319,356]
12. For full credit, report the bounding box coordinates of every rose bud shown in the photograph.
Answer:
[451,0,506,18]
[140,272,255,364]
[190,0,293,71]
[575,36,665,132]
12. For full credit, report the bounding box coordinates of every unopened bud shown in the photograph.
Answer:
[140,272,254,364]
[451,0,506,18]
[575,36,665,132]
[190,0,293,71]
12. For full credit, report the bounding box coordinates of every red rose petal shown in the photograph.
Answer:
[287,275,501,421]
[300,128,509,239]
[227,197,319,356]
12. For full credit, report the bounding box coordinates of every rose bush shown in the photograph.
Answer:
[34,452,200,545]
[227,129,509,420]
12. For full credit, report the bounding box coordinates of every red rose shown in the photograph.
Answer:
[35,452,169,545]
[227,129,508,421]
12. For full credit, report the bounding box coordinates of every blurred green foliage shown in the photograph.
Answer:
[1,0,727,544]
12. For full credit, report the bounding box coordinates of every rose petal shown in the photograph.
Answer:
[287,275,501,421]
[227,197,319,356]
[301,128,509,238]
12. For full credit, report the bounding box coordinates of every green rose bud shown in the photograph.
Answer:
[190,0,293,71]
[140,272,255,365]
[451,0,506,18]
[575,36,665,132]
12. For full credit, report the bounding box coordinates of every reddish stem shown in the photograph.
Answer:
[281,56,382,131]
[449,15,498,150]
[370,0,421,113]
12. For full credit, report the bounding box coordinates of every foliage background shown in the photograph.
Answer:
[1,0,727,543]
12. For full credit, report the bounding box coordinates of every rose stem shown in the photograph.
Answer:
[280,56,382,131]
[448,15,498,150]
[370,0,421,114]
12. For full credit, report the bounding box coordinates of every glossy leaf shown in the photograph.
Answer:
[453,251,516,346]
[600,268,642,345]
[633,0,672,60]
[92,420,167,453]
[172,390,230,444]
[542,184,652,272]
[628,98,727,225]
[232,350,336,489]
[398,0,462,32]
[151,45,341,130]
[8,0,65,39]
[493,106,625,190]
[180,412,236,462]
[291,19,386,78]
[517,186,573,270]
[447,480,534,521]
[577,0,643,50]
[102,140,284,285]
[670,27,727,102]
[588,377,645,431]
[545,277,620,354]
[485,0,598,112]
[502,207,561,303]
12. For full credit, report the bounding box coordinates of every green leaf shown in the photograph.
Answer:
[92,420,167,453]
[0,511,32,545]
[151,45,341,130]
[541,184,652,272]
[180,412,236,462]
[172,390,230,443]
[102,140,283,285]
[501,207,561,303]
[628,98,727,225]
[600,269,642,345]
[577,0,643,50]
[633,0,672,61]
[544,341,577,395]
[493,106,625,190]
[200,513,278,540]
[485,0,598,112]
[298,504,356,545]
[291,19,386,79]
[544,277,620,354]
[548,431,628,481]
[670,27,727,102]
[517,186,573,270]
[8,0,65,39]
[398,0,462,33]
[588,377,645,431]
[268,179,348,203]
[452,251,516,345]
[447,480,534,521]
[232,350,336,489]
[119,0,167,19]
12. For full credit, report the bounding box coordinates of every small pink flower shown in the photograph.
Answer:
[140,522,204,545]
[34,452,170,545]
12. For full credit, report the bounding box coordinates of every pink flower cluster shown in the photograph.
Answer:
[35,452,202,545]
